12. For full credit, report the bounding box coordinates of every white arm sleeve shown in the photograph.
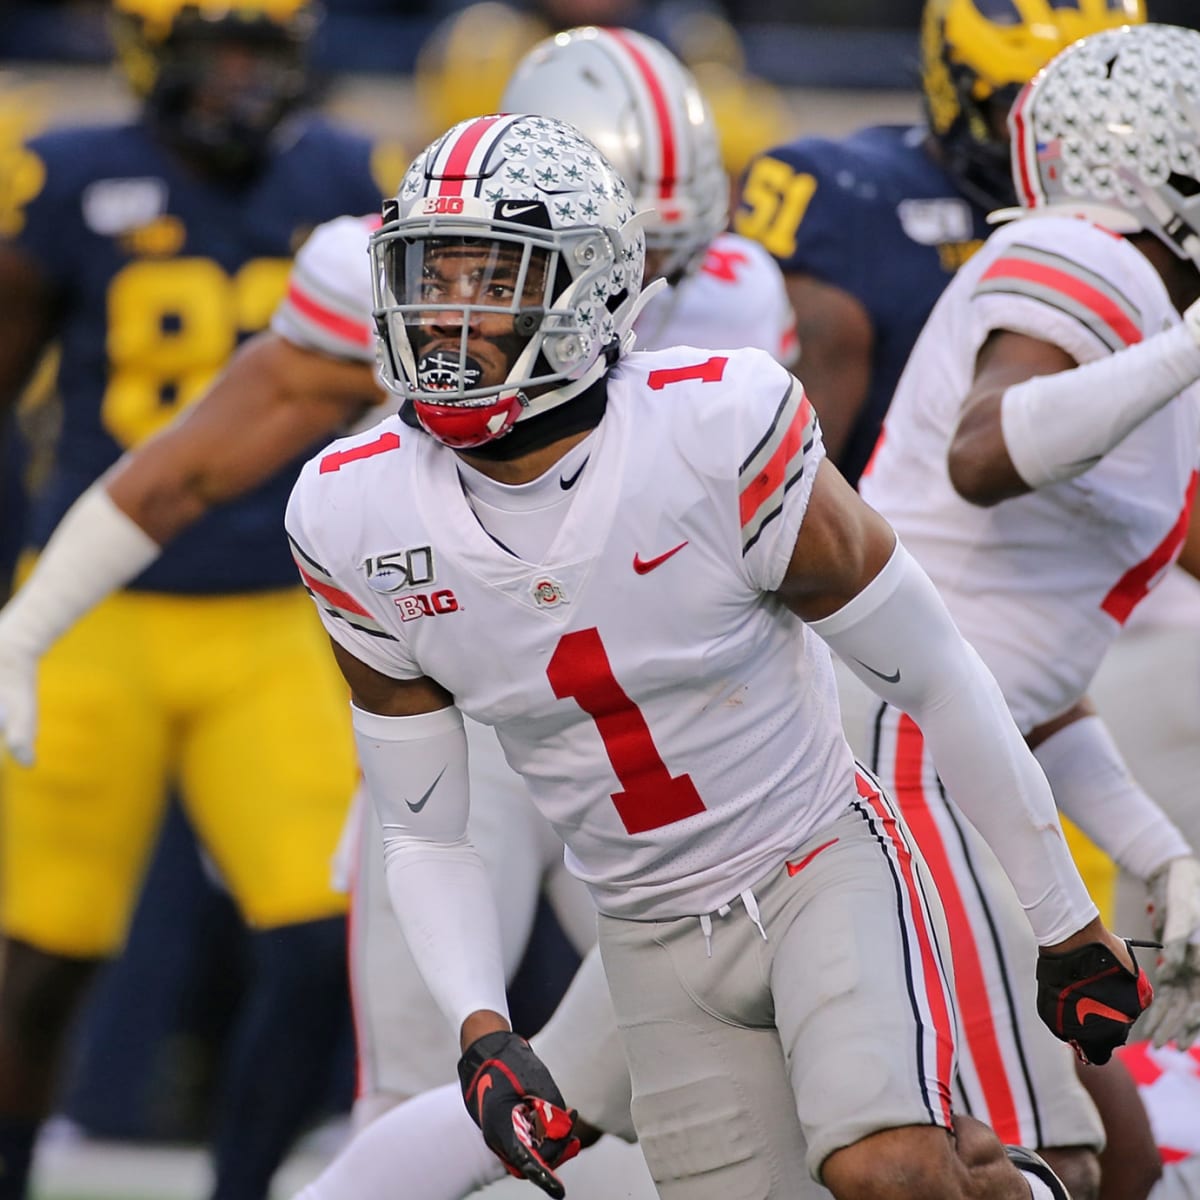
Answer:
[352,704,510,1036]
[0,483,160,654]
[1000,317,1200,489]
[810,541,1098,945]
[1034,715,1192,883]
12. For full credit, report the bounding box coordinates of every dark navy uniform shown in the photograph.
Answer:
[1,115,376,957]
[12,116,381,592]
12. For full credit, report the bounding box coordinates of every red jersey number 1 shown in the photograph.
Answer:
[547,627,706,835]
[646,355,728,391]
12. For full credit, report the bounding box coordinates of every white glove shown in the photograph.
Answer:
[0,626,37,765]
[1141,856,1200,1049]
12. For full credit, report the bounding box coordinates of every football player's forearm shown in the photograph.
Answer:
[1033,714,1192,882]
[105,334,378,543]
[811,540,1098,945]
[352,702,512,1037]
[954,318,1200,505]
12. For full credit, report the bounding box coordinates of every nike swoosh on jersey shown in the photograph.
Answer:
[633,541,689,575]
[1075,997,1134,1026]
[405,765,447,813]
[854,658,902,685]
[559,458,588,490]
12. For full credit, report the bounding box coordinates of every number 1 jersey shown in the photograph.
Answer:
[286,346,858,920]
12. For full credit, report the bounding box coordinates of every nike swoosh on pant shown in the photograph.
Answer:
[786,838,839,876]
[405,765,447,813]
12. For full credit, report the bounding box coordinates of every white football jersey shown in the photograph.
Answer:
[271,218,796,366]
[861,216,1200,733]
[634,233,799,364]
[286,346,858,921]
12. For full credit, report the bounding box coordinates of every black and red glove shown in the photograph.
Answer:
[1036,939,1154,1065]
[457,1030,582,1198]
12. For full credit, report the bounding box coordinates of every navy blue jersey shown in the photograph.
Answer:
[6,117,382,593]
[734,124,992,486]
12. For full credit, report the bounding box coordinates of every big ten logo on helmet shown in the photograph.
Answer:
[423,196,464,215]
[362,546,436,593]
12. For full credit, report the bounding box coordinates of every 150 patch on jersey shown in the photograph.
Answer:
[362,546,435,593]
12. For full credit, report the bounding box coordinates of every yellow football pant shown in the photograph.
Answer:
[1,585,356,957]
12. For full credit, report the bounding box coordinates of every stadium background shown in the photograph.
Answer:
[2,1,1196,1197]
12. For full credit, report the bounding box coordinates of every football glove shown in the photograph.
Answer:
[457,1030,581,1199]
[1141,856,1200,1049]
[1036,938,1153,1065]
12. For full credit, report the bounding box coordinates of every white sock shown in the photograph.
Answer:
[295,1083,503,1200]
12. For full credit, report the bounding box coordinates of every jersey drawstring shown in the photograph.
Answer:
[699,888,769,957]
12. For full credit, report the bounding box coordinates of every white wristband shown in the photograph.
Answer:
[1033,715,1192,882]
[0,484,160,655]
[1000,320,1200,489]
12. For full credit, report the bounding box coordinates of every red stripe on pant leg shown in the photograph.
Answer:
[855,771,955,1127]
[892,715,1022,1143]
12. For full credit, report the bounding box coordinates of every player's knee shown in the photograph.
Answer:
[1039,1147,1100,1200]
[0,937,99,1054]
[820,1126,969,1200]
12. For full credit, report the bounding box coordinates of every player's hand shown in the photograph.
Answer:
[1142,856,1200,1049]
[1036,937,1153,1065]
[458,1030,581,1198]
[0,627,38,766]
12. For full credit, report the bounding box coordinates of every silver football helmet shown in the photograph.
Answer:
[1008,23,1200,266]
[500,26,728,282]
[370,113,646,449]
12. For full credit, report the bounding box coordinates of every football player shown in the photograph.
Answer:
[0,22,798,1181]
[858,17,1200,1193]
[735,0,1144,486]
[287,110,1147,1200]
[735,5,1159,1193]
[0,2,386,1197]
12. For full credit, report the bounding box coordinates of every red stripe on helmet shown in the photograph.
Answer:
[606,28,677,201]
[1009,81,1039,210]
[437,115,506,197]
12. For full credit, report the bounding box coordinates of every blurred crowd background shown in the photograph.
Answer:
[3,0,1198,1190]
